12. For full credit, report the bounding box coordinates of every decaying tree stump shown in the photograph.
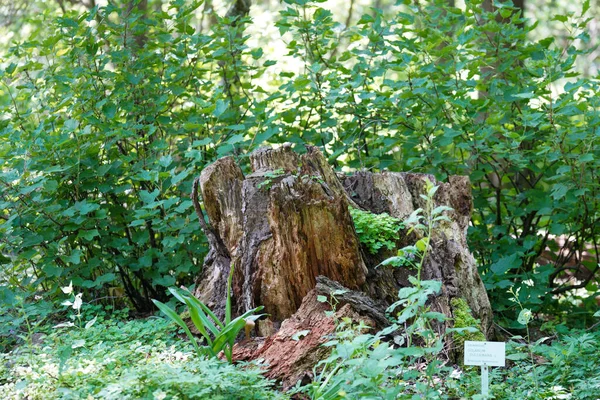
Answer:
[191,144,493,382]
[231,277,379,390]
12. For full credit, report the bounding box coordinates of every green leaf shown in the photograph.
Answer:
[415,238,429,252]
[64,119,79,131]
[171,169,189,186]
[74,200,100,215]
[317,295,328,303]
[140,189,160,204]
[78,229,99,241]
[490,254,519,275]
[85,316,97,330]
[63,250,82,265]
[102,102,117,119]
[126,73,142,85]
[183,297,214,347]
[213,100,227,118]
[552,15,568,23]
[169,287,222,333]
[582,0,590,15]
[517,308,532,325]
[159,155,173,168]
[152,299,202,356]
[292,330,311,341]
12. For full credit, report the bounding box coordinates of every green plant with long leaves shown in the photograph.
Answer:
[152,265,264,362]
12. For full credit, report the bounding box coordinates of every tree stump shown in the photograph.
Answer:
[191,144,493,368]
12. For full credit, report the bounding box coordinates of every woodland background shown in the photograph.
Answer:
[0,0,599,398]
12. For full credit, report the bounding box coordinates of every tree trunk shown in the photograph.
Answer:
[192,144,493,363]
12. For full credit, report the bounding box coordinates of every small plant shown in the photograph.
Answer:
[152,265,264,362]
[55,281,97,331]
[257,168,286,190]
[349,207,404,255]
[505,287,541,394]
[316,288,349,317]
[379,179,452,286]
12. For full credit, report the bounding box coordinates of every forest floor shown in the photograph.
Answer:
[1,313,599,399]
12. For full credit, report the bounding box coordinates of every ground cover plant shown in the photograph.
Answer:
[0,316,285,399]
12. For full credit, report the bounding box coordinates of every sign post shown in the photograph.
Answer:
[464,341,505,398]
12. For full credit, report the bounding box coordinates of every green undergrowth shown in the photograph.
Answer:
[294,318,600,399]
[0,318,285,400]
[2,311,599,399]
[448,329,600,399]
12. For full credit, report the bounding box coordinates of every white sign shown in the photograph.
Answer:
[464,341,506,367]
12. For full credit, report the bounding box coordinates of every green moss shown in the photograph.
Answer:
[451,297,486,355]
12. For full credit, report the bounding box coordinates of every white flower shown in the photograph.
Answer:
[61,281,73,294]
[153,390,167,400]
[72,293,83,310]
[450,369,462,379]
[62,300,73,307]
[54,322,75,329]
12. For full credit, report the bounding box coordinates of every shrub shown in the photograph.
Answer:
[0,0,265,311]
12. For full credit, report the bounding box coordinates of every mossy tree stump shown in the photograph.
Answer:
[191,144,493,371]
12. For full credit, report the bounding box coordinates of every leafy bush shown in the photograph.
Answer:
[0,0,265,311]
[272,0,599,322]
[1,0,598,324]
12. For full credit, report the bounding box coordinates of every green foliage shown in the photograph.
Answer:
[153,265,264,362]
[349,207,403,255]
[0,318,284,399]
[0,0,268,311]
[296,282,600,399]
[1,0,598,326]
[0,289,52,352]
[445,329,600,399]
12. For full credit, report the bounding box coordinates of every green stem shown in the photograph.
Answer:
[416,191,434,289]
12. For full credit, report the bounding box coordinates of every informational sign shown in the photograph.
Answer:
[464,341,506,397]
[464,341,506,367]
